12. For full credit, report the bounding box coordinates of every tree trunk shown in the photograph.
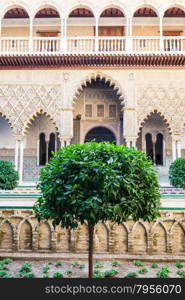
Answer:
[88,223,94,278]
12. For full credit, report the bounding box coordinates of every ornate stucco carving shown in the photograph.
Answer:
[137,85,185,136]
[0,85,62,135]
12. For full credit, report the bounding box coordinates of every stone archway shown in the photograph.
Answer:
[85,126,116,143]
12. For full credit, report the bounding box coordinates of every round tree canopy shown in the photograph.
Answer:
[34,142,160,228]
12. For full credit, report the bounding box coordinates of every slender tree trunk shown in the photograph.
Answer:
[88,223,94,278]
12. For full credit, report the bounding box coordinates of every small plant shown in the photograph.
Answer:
[133,260,143,267]
[53,272,63,278]
[43,266,50,274]
[55,261,63,267]
[124,272,138,278]
[156,266,169,278]
[20,263,32,273]
[79,263,85,269]
[1,258,13,265]
[0,263,8,271]
[94,262,104,269]
[42,274,50,278]
[93,270,104,278]
[111,261,120,267]
[175,261,183,269]
[0,160,19,190]
[48,261,53,265]
[177,270,185,278]
[65,269,73,275]
[151,263,158,269]
[138,268,148,274]
[72,261,80,268]
[0,270,9,278]
[104,269,119,278]
[17,272,35,278]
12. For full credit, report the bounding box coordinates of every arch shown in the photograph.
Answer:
[98,4,126,19]
[1,3,31,20]
[66,3,96,19]
[138,110,172,137]
[171,221,185,253]
[0,112,14,131]
[94,223,109,253]
[73,73,125,106]
[56,227,70,252]
[110,223,128,253]
[131,221,148,253]
[22,110,59,136]
[39,132,46,166]
[84,126,116,143]
[155,133,164,165]
[37,221,52,251]
[145,133,153,161]
[163,4,185,17]
[150,221,167,253]
[131,3,160,18]
[18,220,33,250]
[0,220,14,251]
[75,223,88,253]
[32,2,62,19]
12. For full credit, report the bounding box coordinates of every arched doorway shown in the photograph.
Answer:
[145,133,153,162]
[85,127,116,143]
[155,133,163,165]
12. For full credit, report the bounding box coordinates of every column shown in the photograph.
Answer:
[159,15,163,52]
[29,18,33,52]
[95,17,99,52]
[60,138,65,148]
[172,140,177,162]
[153,142,156,165]
[132,139,137,148]
[177,141,181,158]
[61,18,67,52]
[36,139,40,166]
[19,140,24,184]
[125,139,131,147]
[14,140,19,171]
[46,140,49,164]
[163,138,166,166]
[126,17,132,52]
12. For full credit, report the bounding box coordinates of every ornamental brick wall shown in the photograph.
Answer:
[0,209,185,255]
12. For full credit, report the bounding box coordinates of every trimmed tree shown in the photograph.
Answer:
[169,157,185,188]
[0,160,19,190]
[34,142,160,278]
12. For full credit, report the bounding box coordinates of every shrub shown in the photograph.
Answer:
[65,269,73,275]
[93,270,104,278]
[43,266,50,274]
[79,264,85,269]
[0,270,10,278]
[175,261,183,269]
[0,263,8,270]
[48,261,53,265]
[72,261,80,268]
[1,258,13,265]
[138,268,148,274]
[111,261,120,267]
[53,272,63,278]
[177,270,185,278]
[17,272,35,278]
[156,266,169,278]
[151,263,158,269]
[133,260,143,267]
[20,263,32,273]
[124,272,138,278]
[42,274,49,278]
[169,158,185,188]
[55,261,63,267]
[0,161,19,190]
[104,269,118,278]
[95,262,104,269]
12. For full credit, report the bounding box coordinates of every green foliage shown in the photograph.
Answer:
[0,160,19,190]
[177,270,185,278]
[65,269,73,275]
[42,274,50,278]
[111,261,120,267]
[175,261,183,269]
[53,272,63,278]
[55,261,63,267]
[72,261,80,268]
[0,270,10,278]
[151,263,158,269]
[47,261,53,265]
[156,266,169,278]
[138,268,148,274]
[169,158,185,188]
[133,260,143,267]
[17,272,35,278]
[43,266,50,274]
[1,258,13,265]
[93,270,104,278]
[94,262,104,269]
[34,142,160,228]
[20,263,32,273]
[124,272,138,278]
[104,269,118,278]
[79,263,85,269]
[0,263,8,270]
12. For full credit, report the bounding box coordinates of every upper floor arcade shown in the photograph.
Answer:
[1,1,185,55]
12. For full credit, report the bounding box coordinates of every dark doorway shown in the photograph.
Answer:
[145,133,153,161]
[39,133,46,165]
[85,126,116,143]
[155,133,163,165]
